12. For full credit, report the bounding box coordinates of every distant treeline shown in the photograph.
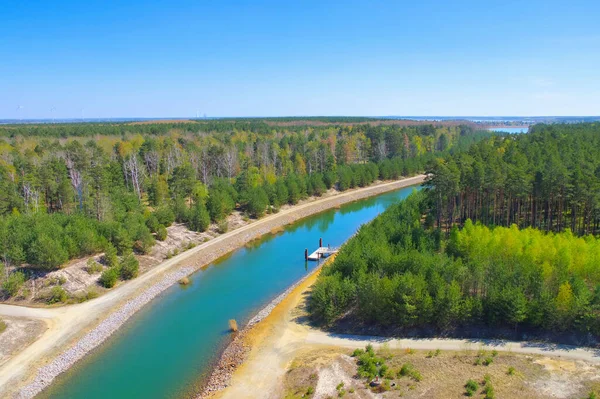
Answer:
[0,118,476,138]
[0,121,490,283]
[310,191,600,335]
[426,123,600,236]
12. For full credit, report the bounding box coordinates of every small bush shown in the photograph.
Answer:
[483,383,495,399]
[348,388,355,394]
[217,220,229,233]
[465,379,478,396]
[103,243,119,268]
[507,366,516,375]
[156,225,168,241]
[399,363,414,377]
[47,286,68,304]
[2,271,25,297]
[483,357,494,366]
[120,253,139,280]
[86,258,103,274]
[491,349,498,357]
[435,349,441,356]
[378,364,388,377]
[0,318,6,333]
[365,344,374,356]
[306,386,314,395]
[100,267,119,288]
[351,348,365,357]
[586,392,597,399]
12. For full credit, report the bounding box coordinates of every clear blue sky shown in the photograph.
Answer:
[1,0,599,119]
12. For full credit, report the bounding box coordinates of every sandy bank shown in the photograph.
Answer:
[0,175,425,398]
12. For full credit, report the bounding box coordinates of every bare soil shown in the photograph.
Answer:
[0,317,47,367]
[284,347,600,399]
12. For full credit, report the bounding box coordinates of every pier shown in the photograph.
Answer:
[305,238,338,261]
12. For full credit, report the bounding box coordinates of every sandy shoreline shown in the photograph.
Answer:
[0,175,425,399]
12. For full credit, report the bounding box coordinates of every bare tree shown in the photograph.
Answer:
[124,155,145,201]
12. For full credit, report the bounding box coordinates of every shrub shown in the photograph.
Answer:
[483,383,495,399]
[85,288,99,301]
[507,366,516,375]
[586,392,597,399]
[483,357,494,366]
[306,386,314,395]
[86,258,103,274]
[217,220,229,234]
[156,225,168,241]
[103,243,119,268]
[0,318,7,333]
[47,286,68,304]
[399,363,414,377]
[154,207,175,227]
[351,348,365,357]
[188,202,210,232]
[378,364,388,377]
[145,215,160,233]
[2,271,25,297]
[465,379,478,396]
[491,350,498,357]
[120,253,139,280]
[100,267,119,288]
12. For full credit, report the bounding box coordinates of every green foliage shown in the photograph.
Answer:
[120,253,139,280]
[86,258,103,274]
[103,243,119,268]
[156,225,168,241]
[188,201,211,232]
[0,318,6,333]
[309,190,600,335]
[464,379,478,396]
[154,207,175,227]
[100,267,119,288]
[507,366,516,375]
[0,120,487,273]
[47,286,68,304]
[2,271,25,297]
[426,123,600,236]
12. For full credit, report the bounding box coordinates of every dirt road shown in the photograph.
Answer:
[0,176,425,398]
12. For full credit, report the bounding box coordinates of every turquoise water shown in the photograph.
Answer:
[42,186,418,399]
[488,127,528,134]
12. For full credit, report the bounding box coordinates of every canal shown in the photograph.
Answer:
[42,185,419,399]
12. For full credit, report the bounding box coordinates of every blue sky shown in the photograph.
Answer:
[1,0,599,118]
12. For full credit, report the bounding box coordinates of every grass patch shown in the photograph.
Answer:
[0,318,6,333]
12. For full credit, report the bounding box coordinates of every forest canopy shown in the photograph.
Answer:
[310,123,600,338]
[310,191,600,336]
[0,120,487,280]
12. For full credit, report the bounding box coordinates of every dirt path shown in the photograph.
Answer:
[217,271,600,399]
[0,176,425,398]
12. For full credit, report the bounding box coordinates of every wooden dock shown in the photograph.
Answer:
[307,246,338,261]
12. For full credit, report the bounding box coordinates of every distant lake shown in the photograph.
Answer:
[488,127,528,134]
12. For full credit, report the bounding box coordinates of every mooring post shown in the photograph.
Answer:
[319,237,322,247]
[304,248,308,260]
